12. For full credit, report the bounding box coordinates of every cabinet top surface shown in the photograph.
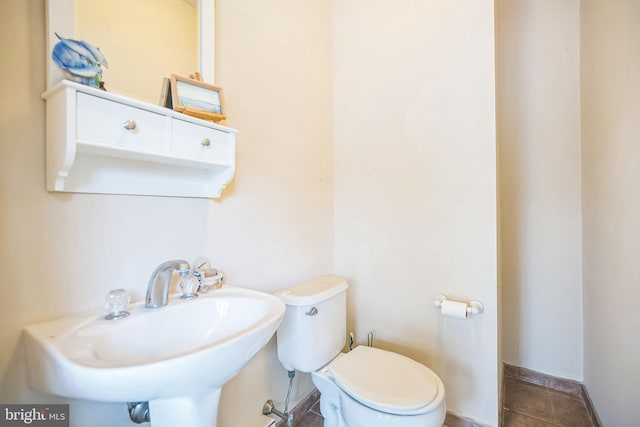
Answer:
[42,80,238,134]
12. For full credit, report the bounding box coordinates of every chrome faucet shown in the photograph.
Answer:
[145,260,190,308]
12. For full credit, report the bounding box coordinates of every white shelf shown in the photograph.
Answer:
[43,80,237,198]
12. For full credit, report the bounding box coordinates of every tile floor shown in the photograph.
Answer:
[288,375,596,427]
[290,395,323,427]
[501,375,595,427]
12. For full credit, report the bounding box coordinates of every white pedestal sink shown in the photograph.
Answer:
[23,286,286,427]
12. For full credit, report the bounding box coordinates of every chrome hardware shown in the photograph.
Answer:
[127,402,150,424]
[305,307,318,316]
[263,399,290,423]
[145,260,190,308]
[200,137,211,147]
[123,119,137,130]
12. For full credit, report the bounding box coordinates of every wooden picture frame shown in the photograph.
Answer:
[159,77,172,109]
[170,74,226,123]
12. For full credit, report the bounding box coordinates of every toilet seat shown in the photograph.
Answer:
[328,346,442,415]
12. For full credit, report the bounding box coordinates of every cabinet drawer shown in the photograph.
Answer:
[171,119,232,164]
[76,93,167,155]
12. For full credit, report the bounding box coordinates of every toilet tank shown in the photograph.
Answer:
[275,275,348,372]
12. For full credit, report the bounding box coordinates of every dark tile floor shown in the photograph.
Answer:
[289,375,595,427]
[292,396,323,427]
[502,376,595,427]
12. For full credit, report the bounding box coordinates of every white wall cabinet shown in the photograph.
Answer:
[43,80,237,198]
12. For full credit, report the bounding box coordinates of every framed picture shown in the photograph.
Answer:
[170,74,226,123]
[159,77,172,109]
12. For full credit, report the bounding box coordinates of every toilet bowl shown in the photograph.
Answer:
[275,276,446,427]
[312,346,446,427]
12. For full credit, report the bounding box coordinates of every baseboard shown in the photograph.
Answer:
[580,382,604,427]
[249,415,276,427]
[503,363,602,427]
[444,412,491,427]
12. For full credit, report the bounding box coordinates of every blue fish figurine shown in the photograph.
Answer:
[52,33,108,88]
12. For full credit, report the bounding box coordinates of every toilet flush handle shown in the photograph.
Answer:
[305,307,318,316]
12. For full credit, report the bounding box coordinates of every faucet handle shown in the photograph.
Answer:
[179,272,200,300]
[105,289,131,320]
[176,262,190,274]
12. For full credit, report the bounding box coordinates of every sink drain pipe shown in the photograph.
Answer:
[127,402,150,424]
[263,370,295,427]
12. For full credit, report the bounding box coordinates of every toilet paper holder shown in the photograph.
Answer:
[433,294,484,317]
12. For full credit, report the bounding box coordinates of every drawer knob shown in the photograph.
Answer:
[200,138,211,147]
[122,120,137,131]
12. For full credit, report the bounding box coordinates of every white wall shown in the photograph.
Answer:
[581,1,640,425]
[332,1,499,424]
[0,1,333,427]
[497,0,584,381]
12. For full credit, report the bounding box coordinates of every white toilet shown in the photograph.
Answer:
[275,275,446,427]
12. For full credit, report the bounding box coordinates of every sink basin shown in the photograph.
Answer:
[23,285,285,427]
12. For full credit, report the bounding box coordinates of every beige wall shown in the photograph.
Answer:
[332,0,498,424]
[0,1,333,427]
[497,0,583,380]
[1,3,210,424]
[213,0,334,425]
[14,1,636,426]
[75,0,198,103]
[581,0,640,425]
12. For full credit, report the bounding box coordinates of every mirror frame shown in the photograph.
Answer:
[45,0,215,91]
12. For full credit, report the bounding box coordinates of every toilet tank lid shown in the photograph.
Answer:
[275,275,348,306]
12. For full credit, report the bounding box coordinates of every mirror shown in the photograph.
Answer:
[74,0,197,103]
[45,0,214,104]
